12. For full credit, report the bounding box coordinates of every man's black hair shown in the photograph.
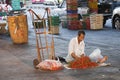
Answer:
[78,30,85,36]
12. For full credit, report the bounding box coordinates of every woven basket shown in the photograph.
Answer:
[7,15,28,44]
[49,27,59,35]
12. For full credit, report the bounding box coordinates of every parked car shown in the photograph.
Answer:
[112,7,120,29]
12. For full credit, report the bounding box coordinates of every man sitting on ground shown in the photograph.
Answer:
[65,30,108,64]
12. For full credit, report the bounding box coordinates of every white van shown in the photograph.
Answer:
[112,7,120,29]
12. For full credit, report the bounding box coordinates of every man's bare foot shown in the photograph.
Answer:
[98,56,108,63]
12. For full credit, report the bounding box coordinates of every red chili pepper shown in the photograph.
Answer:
[69,56,98,69]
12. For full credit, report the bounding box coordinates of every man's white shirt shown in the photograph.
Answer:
[65,37,85,62]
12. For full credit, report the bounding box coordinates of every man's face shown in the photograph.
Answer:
[78,34,85,42]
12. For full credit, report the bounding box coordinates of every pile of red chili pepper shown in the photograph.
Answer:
[69,56,98,69]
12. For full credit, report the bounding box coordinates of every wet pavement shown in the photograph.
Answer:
[0,25,120,80]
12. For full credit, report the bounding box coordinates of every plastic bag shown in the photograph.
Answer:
[36,59,63,71]
[89,48,103,62]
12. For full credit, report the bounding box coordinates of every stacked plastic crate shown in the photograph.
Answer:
[90,14,103,30]
[66,0,81,30]
[50,16,60,34]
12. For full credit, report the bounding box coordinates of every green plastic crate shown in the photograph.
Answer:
[0,12,7,16]
[51,16,60,26]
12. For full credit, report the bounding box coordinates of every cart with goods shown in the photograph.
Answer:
[28,8,56,69]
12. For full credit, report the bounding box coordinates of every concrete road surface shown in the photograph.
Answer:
[0,26,120,80]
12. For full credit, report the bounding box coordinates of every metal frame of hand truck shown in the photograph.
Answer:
[28,8,55,68]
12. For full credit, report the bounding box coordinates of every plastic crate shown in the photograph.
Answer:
[67,20,82,30]
[67,14,78,20]
[90,14,103,30]
[67,0,77,4]
[51,16,60,26]
[67,5,78,11]
[67,10,78,14]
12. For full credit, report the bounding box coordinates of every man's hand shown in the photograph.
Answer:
[71,53,85,60]
[81,54,84,57]
[71,53,79,60]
